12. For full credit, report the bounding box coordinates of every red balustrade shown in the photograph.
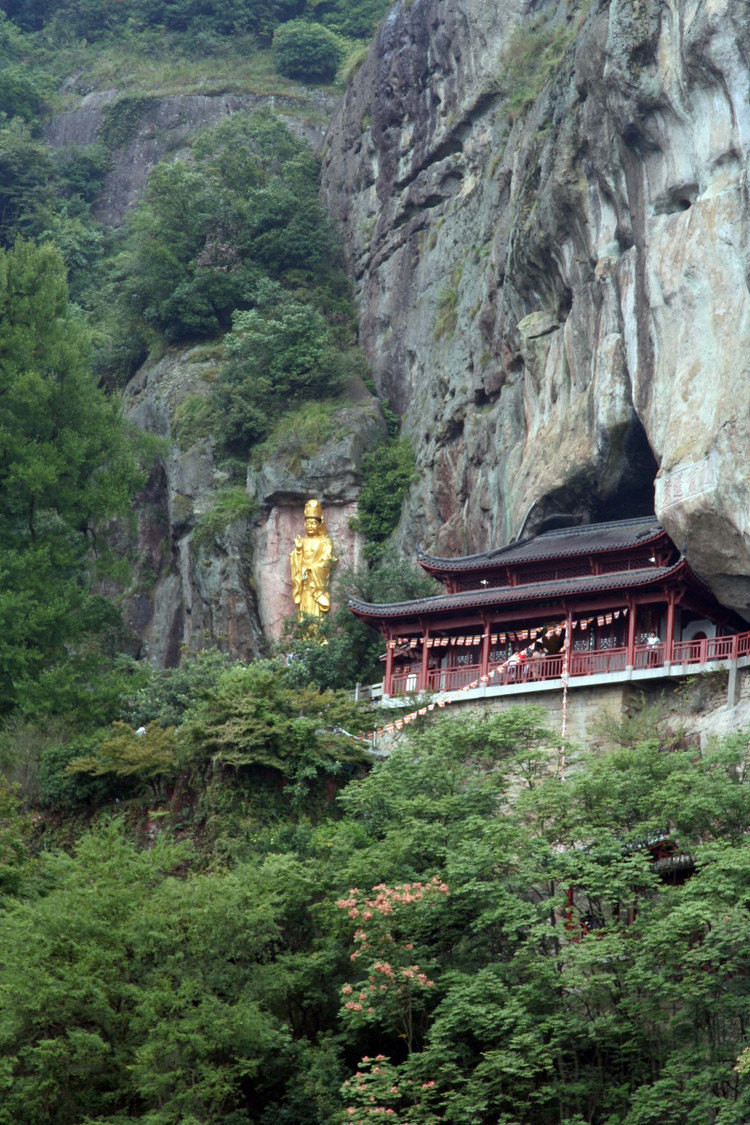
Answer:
[428,664,481,693]
[570,647,628,675]
[385,630,750,696]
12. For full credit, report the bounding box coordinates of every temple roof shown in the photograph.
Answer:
[348,559,694,623]
[417,515,666,574]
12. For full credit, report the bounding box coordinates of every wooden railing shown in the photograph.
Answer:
[384,629,750,696]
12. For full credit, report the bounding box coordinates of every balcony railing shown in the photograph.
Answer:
[384,629,750,697]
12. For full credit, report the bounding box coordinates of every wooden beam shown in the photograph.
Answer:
[420,621,430,693]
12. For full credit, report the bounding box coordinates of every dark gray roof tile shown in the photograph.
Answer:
[418,516,666,572]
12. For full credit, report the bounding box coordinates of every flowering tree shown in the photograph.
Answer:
[336,879,448,1054]
[340,1054,442,1125]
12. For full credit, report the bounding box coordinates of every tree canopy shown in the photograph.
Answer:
[0,239,143,716]
[4,701,750,1124]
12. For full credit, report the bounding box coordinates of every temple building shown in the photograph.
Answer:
[348,516,749,698]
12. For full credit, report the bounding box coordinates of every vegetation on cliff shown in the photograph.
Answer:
[3,7,750,1125]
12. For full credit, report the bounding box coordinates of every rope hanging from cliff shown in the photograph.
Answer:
[560,619,571,782]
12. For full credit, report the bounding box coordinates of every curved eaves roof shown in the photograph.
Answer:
[348,560,688,622]
[417,516,666,573]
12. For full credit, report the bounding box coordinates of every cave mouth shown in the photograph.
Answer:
[523,414,659,539]
[592,414,658,523]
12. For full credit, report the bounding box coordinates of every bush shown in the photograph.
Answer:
[310,0,390,39]
[273,19,343,83]
[214,295,344,452]
[36,738,137,809]
[0,64,48,122]
[353,437,416,561]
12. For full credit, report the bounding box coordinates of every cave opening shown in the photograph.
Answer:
[592,415,658,523]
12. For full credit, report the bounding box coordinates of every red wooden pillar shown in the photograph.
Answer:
[420,625,430,692]
[480,619,491,682]
[626,598,636,669]
[384,631,394,696]
[665,592,676,664]
[564,606,573,676]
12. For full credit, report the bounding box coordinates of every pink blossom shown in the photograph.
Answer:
[342,984,353,995]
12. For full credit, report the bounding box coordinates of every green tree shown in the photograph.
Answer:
[0,124,55,244]
[180,660,369,795]
[215,296,343,450]
[121,111,340,346]
[273,19,343,83]
[306,0,390,39]
[0,240,143,715]
[0,822,295,1125]
[353,437,417,562]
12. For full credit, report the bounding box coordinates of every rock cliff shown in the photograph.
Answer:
[122,348,383,663]
[322,0,750,618]
[48,88,336,225]
[48,84,380,662]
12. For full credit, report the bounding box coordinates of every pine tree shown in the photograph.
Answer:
[0,239,142,715]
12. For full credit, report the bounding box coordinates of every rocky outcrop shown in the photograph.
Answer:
[122,349,384,663]
[48,88,336,225]
[248,386,385,638]
[322,0,750,618]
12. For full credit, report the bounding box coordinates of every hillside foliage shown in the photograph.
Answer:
[4,703,750,1124]
[0,0,391,43]
[4,11,750,1125]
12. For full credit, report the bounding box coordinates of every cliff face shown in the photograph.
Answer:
[322,0,750,618]
[48,89,336,225]
[48,85,379,663]
[122,348,382,664]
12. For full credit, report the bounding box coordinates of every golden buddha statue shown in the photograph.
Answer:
[290,499,335,620]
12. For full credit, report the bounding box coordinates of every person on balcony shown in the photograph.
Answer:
[646,631,661,666]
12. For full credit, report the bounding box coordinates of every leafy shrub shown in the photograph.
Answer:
[66,721,179,797]
[353,436,416,561]
[192,487,257,551]
[36,738,137,809]
[122,110,340,344]
[0,63,48,122]
[273,19,343,83]
[0,123,55,244]
[214,296,344,451]
[311,0,390,39]
[120,648,235,728]
[179,660,369,794]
